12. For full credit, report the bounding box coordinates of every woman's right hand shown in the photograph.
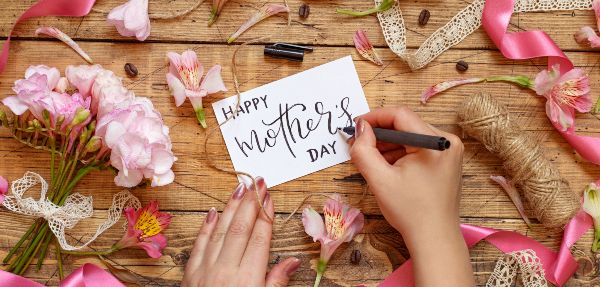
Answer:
[349,107,474,287]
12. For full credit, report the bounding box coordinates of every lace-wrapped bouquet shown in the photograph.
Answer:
[0,64,176,275]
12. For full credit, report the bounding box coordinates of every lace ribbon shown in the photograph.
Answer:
[2,172,140,251]
[375,0,593,70]
[486,249,548,287]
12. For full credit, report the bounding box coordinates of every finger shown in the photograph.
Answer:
[218,177,268,267]
[239,188,274,283]
[202,183,247,265]
[182,207,218,285]
[350,118,392,184]
[382,148,407,164]
[265,257,302,287]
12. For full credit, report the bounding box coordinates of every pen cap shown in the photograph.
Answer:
[264,46,304,61]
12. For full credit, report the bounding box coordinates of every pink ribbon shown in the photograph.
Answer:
[378,211,592,287]
[0,0,96,73]
[482,0,600,164]
[0,263,124,287]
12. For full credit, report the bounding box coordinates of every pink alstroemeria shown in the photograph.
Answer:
[534,65,592,131]
[0,176,8,204]
[302,194,364,287]
[114,200,172,258]
[353,30,383,66]
[227,4,290,43]
[108,0,151,41]
[574,0,600,48]
[166,50,227,128]
[35,27,94,64]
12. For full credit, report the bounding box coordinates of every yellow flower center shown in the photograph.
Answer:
[554,78,586,107]
[134,210,163,238]
[324,210,346,240]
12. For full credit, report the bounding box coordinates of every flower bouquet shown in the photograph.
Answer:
[0,64,176,275]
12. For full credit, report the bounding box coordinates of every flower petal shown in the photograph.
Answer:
[166,73,187,106]
[227,4,289,43]
[114,167,144,187]
[421,78,484,103]
[302,206,326,242]
[138,234,167,258]
[200,65,227,95]
[546,99,574,132]
[574,26,600,48]
[2,96,29,115]
[353,30,383,66]
[490,175,531,226]
[0,176,8,204]
[534,65,560,96]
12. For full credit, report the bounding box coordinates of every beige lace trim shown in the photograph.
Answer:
[375,0,593,70]
[486,249,548,287]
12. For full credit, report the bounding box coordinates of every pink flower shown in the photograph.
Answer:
[107,0,151,41]
[227,4,290,43]
[2,65,62,119]
[35,27,93,64]
[52,92,91,130]
[353,30,383,66]
[594,0,600,31]
[302,194,364,287]
[421,78,484,103]
[0,176,8,204]
[96,97,176,187]
[114,200,171,258]
[91,69,134,117]
[534,65,592,131]
[166,50,227,128]
[574,26,600,48]
[66,65,105,98]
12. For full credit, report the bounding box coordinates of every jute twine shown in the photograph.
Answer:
[458,94,580,228]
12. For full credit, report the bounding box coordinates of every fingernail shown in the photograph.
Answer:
[355,118,364,138]
[262,191,271,207]
[256,176,266,189]
[285,258,301,276]
[232,183,246,200]
[206,207,217,223]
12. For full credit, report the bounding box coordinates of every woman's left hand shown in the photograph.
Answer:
[182,177,301,287]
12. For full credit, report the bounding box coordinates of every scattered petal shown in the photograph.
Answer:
[574,26,600,48]
[421,78,484,103]
[227,4,290,43]
[35,27,94,64]
[490,175,531,227]
[353,30,383,66]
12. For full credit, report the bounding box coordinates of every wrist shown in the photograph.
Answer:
[401,217,463,253]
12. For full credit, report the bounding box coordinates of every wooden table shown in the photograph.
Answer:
[1,0,599,286]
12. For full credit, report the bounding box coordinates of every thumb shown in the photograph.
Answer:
[350,118,390,182]
[265,257,301,287]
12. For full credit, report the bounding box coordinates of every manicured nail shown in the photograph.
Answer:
[263,191,271,207]
[355,118,364,138]
[232,183,246,200]
[256,176,266,189]
[285,258,301,276]
[206,207,217,223]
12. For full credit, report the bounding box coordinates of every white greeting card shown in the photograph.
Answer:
[212,56,370,187]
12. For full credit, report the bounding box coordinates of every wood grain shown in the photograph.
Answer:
[0,1,599,286]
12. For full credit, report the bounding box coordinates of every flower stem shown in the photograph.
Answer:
[485,75,534,89]
[336,7,380,16]
[3,219,40,264]
[36,232,53,270]
[55,241,64,280]
[60,245,119,256]
[313,259,327,287]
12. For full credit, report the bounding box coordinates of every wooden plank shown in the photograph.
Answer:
[0,0,598,50]
[0,41,598,221]
[0,211,596,286]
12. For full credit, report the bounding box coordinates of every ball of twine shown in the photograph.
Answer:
[458,94,580,228]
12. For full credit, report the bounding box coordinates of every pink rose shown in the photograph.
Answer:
[107,0,151,41]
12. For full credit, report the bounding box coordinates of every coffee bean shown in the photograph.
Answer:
[456,60,469,72]
[418,9,430,26]
[299,4,310,19]
[350,249,361,265]
[124,63,138,77]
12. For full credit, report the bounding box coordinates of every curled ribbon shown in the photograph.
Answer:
[482,0,600,164]
[0,0,96,73]
[2,172,141,251]
[0,263,125,287]
[378,210,592,287]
